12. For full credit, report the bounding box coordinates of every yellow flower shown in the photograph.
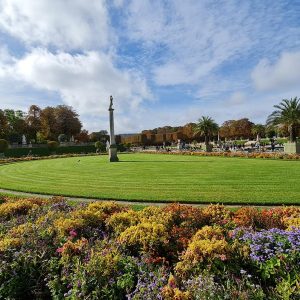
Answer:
[0,237,21,252]
[118,222,168,252]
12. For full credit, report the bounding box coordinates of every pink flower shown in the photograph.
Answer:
[56,247,63,253]
[220,254,227,261]
[69,230,77,238]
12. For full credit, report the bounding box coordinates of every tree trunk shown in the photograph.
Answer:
[205,135,208,146]
[289,126,295,142]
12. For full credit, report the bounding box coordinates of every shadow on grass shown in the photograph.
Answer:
[118,160,214,163]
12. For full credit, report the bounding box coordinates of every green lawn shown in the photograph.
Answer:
[0,153,299,204]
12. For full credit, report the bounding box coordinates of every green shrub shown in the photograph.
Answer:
[95,141,106,152]
[117,143,127,152]
[47,141,59,152]
[0,139,8,153]
[3,145,97,157]
[276,138,288,144]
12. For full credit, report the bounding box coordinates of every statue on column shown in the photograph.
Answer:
[109,95,113,110]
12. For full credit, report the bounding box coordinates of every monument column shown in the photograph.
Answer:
[108,95,119,162]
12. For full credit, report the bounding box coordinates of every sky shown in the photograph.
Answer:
[0,0,300,134]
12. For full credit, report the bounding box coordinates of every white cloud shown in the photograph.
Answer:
[122,0,300,92]
[0,49,152,131]
[124,0,253,86]
[228,92,247,106]
[251,51,300,92]
[0,0,111,50]
[0,0,299,133]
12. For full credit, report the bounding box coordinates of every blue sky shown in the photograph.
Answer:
[0,0,300,133]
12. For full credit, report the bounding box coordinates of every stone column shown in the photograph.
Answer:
[108,96,119,162]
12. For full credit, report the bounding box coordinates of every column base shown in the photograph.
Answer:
[109,146,119,162]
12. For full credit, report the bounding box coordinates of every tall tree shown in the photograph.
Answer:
[25,105,42,141]
[0,109,9,139]
[40,107,57,140]
[194,116,219,148]
[220,118,254,140]
[4,109,26,143]
[55,105,82,138]
[75,130,89,143]
[267,97,300,142]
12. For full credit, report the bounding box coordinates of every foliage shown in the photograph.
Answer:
[175,226,230,277]
[267,97,300,142]
[95,141,106,151]
[26,105,42,141]
[47,140,59,151]
[219,118,254,140]
[252,124,266,139]
[1,198,300,299]
[194,116,219,146]
[3,109,26,143]
[0,110,9,139]
[0,139,8,153]
[3,144,97,157]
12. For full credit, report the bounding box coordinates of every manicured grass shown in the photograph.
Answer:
[0,153,299,204]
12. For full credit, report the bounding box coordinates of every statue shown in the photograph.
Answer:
[109,95,113,110]
[22,134,27,146]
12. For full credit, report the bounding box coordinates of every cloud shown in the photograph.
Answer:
[123,0,255,86]
[0,0,300,133]
[228,92,247,106]
[0,49,152,131]
[0,0,111,50]
[251,51,300,92]
[121,0,300,91]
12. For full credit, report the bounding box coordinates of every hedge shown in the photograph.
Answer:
[4,145,97,158]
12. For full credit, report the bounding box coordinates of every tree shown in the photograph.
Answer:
[0,110,9,139]
[40,107,57,140]
[220,118,254,140]
[4,109,26,143]
[55,105,82,138]
[194,116,219,150]
[219,120,234,140]
[25,105,41,142]
[251,124,265,140]
[267,97,300,142]
[75,130,89,143]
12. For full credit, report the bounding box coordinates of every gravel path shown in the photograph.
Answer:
[0,188,294,208]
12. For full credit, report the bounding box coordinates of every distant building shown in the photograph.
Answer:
[117,123,200,145]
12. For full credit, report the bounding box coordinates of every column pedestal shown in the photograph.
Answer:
[109,145,119,162]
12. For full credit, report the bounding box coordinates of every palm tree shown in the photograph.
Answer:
[194,116,219,151]
[267,97,300,142]
[251,124,265,141]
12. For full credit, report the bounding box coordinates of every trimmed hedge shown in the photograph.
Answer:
[0,139,9,153]
[4,145,97,158]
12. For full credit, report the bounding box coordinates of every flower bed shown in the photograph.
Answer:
[0,197,300,299]
[143,150,300,160]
